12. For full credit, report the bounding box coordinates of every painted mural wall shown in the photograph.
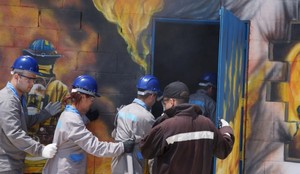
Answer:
[0,0,299,174]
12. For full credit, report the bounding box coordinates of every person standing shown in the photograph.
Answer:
[111,75,161,174]
[140,81,234,174]
[189,72,217,124]
[43,75,134,174]
[0,55,61,173]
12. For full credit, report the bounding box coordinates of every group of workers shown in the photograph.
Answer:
[0,55,234,174]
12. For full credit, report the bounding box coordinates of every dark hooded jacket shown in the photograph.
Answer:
[140,104,234,174]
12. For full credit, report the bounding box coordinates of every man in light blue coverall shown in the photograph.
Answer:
[111,75,161,174]
[189,72,217,124]
[0,55,61,173]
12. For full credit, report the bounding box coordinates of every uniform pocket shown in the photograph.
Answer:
[69,153,84,163]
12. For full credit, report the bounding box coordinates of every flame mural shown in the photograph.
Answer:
[285,43,300,121]
[0,0,298,173]
[92,0,164,72]
[280,43,300,158]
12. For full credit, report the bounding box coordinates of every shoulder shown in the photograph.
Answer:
[0,88,18,105]
[120,103,150,114]
[0,87,11,96]
[60,111,83,123]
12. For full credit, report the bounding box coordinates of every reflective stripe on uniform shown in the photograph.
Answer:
[166,131,214,144]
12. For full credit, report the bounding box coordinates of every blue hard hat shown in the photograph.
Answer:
[11,55,40,75]
[199,72,217,88]
[72,75,100,97]
[136,75,161,96]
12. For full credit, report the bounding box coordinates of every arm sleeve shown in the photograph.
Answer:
[67,117,124,157]
[0,98,44,156]
[213,126,235,159]
[26,108,52,128]
[140,125,166,159]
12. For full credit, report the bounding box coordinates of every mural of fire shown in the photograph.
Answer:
[0,0,299,174]
[93,0,164,73]
[268,23,300,162]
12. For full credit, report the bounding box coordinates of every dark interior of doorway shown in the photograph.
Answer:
[151,19,220,117]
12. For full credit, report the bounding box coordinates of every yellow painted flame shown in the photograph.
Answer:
[287,42,300,121]
[93,0,164,72]
[216,49,245,174]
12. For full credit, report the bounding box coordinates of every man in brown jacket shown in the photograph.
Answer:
[140,81,234,174]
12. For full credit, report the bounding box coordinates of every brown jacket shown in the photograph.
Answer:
[140,104,234,174]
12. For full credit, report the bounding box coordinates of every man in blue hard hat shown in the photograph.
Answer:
[111,75,161,174]
[189,72,217,124]
[0,55,62,173]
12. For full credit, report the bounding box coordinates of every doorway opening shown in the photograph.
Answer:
[151,19,220,117]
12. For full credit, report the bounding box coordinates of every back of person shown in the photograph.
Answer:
[152,105,222,174]
[189,89,216,123]
[111,74,161,174]
[111,102,155,174]
[140,81,234,174]
[189,72,217,124]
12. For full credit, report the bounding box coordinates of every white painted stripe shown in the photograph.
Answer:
[166,131,214,145]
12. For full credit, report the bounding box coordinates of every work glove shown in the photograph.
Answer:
[123,139,135,153]
[42,143,57,158]
[218,119,231,137]
[86,105,99,122]
[45,101,62,116]
[218,119,229,129]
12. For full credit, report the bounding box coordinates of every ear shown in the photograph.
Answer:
[12,73,19,80]
[170,98,176,107]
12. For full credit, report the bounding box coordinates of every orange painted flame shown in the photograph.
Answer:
[93,0,164,72]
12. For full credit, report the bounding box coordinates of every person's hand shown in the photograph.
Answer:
[123,139,135,153]
[42,143,57,158]
[86,106,99,121]
[45,101,62,116]
[218,119,229,128]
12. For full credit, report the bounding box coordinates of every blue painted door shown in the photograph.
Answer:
[214,7,249,174]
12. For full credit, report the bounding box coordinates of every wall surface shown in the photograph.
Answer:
[0,0,299,174]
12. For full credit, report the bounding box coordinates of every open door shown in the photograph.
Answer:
[214,7,249,174]
[151,7,249,174]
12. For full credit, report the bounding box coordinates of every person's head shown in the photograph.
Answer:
[136,75,161,108]
[68,75,100,114]
[160,81,189,111]
[10,55,40,95]
[198,72,217,99]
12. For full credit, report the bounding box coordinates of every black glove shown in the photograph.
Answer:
[86,105,99,122]
[123,139,135,153]
[45,101,62,116]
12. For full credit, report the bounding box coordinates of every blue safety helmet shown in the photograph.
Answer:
[199,72,217,88]
[11,55,40,75]
[72,75,100,97]
[136,75,161,96]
